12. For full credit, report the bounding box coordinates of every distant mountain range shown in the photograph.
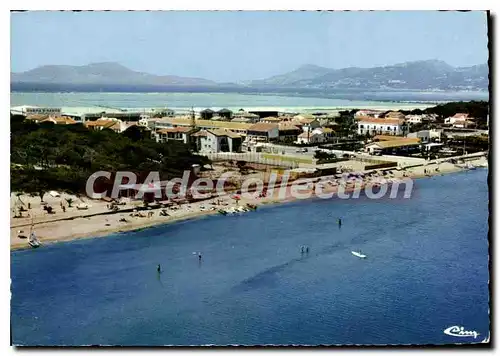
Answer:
[11,60,488,93]
[249,60,488,91]
[11,62,218,87]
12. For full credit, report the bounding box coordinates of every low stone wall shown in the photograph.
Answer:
[364,162,398,170]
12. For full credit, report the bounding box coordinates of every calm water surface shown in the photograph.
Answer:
[11,92,439,112]
[10,91,489,111]
[11,170,489,346]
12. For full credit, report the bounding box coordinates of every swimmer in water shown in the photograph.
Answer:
[198,253,202,262]
[338,218,342,227]
[157,264,161,273]
[306,246,309,254]
[301,246,304,254]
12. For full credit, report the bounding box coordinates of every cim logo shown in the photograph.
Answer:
[443,325,480,339]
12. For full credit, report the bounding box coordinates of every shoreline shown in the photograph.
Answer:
[10,158,487,251]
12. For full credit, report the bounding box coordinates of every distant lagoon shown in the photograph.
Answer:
[10,91,488,112]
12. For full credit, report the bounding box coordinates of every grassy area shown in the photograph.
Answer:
[262,154,313,164]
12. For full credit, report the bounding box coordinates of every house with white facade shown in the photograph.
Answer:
[314,127,336,142]
[84,117,134,133]
[246,123,279,143]
[405,114,431,124]
[155,127,198,144]
[365,137,421,155]
[295,131,326,145]
[407,129,442,143]
[357,117,405,136]
[444,113,475,128]
[138,117,159,130]
[193,129,242,153]
[291,116,321,132]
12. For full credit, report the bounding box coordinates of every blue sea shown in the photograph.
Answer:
[11,170,490,346]
[10,91,488,112]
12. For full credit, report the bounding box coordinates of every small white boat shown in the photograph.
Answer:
[351,251,367,259]
[455,162,476,170]
[28,232,41,248]
[27,215,41,248]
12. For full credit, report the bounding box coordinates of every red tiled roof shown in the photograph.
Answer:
[356,117,404,125]
[207,128,241,138]
[40,117,77,125]
[85,120,119,129]
[158,127,195,134]
[278,124,301,131]
[367,138,421,149]
[25,114,49,121]
[373,134,406,141]
[191,130,208,137]
[248,123,279,132]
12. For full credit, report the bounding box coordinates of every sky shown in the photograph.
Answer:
[10,11,489,82]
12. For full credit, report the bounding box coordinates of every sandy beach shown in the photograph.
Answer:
[10,155,487,251]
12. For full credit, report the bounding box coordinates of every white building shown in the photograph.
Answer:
[405,114,430,124]
[365,138,421,155]
[150,108,175,117]
[155,127,197,144]
[291,116,321,132]
[313,127,336,142]
[11,105,62,116]
[407,129,442,143]
[357,117,405,136]
[295,131,326,145]
[444,113,475,128]
[246,123,279,143]
[192,129,242,153]
[445,113,470,124]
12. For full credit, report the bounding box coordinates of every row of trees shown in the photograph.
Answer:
[401,100,489,127]
[338,101,489,138]
[10,115,210,197]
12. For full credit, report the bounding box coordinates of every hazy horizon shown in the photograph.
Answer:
[11,11,489,82]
